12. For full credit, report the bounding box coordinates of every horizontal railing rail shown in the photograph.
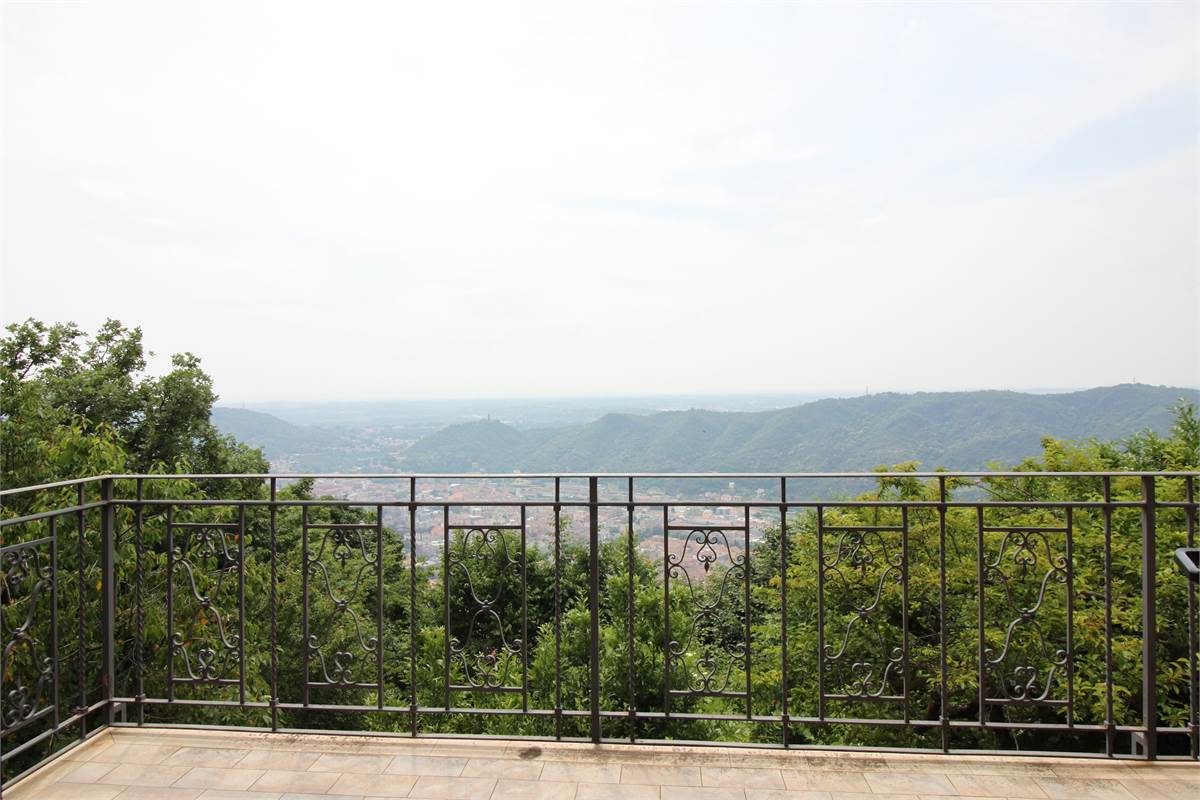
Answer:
[1,471,1198,787]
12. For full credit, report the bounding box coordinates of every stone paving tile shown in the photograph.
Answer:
[328,770,419,797]
[744,790,834,800]
[1033,777,1136,799]
[308,753,394,774]
[1113,779,1187,799]
[89,742,181,764]
[540,761,623,783]
[13,784,123,800]
[492,778,579,800]
[659,786,747,800]
[948,774,1047,798]
[194,791,286,800]
[236,749,326,771]
[409,774,498,799]
[164,747,255,767]
[53,759,118,783]
[174,766,268,790]
[113,788,207,799]
[384,754,469,776]
[282,794,364,800]
[251,769,342,793]
[622,764,703,786]
[96,762,192,787]
[577,781,661,800]
[462,757,545,779]
[701,767,786,789]
[826,794,916,800]
[862,771,958,795]
[780,769,873,793]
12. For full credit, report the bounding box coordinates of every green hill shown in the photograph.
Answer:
[403,384,1199,472]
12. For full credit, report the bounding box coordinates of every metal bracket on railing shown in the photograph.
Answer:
[1176,548,1200,584]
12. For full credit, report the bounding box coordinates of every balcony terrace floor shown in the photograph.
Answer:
[6,727,1197,800]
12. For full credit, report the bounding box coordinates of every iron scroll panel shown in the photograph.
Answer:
[301,508,384,703]
[664,506,752,710]
[817,507,910,714]
[166,509,245,698]
[0,533,57,739]
[444,508,528,701]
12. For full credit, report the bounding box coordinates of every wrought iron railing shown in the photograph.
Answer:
[2,471,1198,786]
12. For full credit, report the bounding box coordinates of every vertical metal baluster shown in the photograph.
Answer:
[627,477,636,742]
[377,504,385,711]
[50,517,59,729]
[270,478,278,732]
[99,478,114,726]
[553,477,562,740]
[938,476,949,753]
[409,477,417,736]
[976,505,986,728]
[779,477,789,748]
[588,477,600,743]
[744,504,752,721]
[663,504,671,719]
[301,505,309,707]
[166,504,174,702]
[135,479,144,725]
[901,505,910,726]
[1065,506,1074,728]
[1103,476,1114,757]
[77,483,87,737]
[1186,475,1198,760]
[816,505,825,721]
[1141,475,1158,759]
[238,504,246,707]
[521,504,529,714]
[443,504,451,712]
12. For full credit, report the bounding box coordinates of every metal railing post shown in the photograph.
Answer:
[99,477,116,727]
[1140,475,1158,759]
[589,476,601,743]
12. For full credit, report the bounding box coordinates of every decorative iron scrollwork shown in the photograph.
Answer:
[304,524,380,688]
[819,519,908,703]
[665,526,748,697]
[168,523,242,686]
[1,541,55,735]
[447,526,524,690]
[980,523,1071,706]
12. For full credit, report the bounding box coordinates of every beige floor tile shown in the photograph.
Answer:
[828,794,916,800]
[744,790,833,800]
[1033,777,1136,800]
[8,784,123,800]
[540,762,623,783]
[251,769,341,793]
[174,766,268,790]
[236,750,325,771]
[164,747,255,767]
[577,781,661,800]
[114,787,206,799]
[797,756,889,773]
[949,774,1046,798]
[282,794,364,800]
[89,743,181,765]
[660,786,747,800]
[409,774,498,799]
[463,757,544,779]
[310,753,394,774]
[1114,781,1186,800]
[195,791,286,800]
[54,760,118,783]
[863,771,957,795]
[622,765,703,786]
[97,763,192,787]
[385,754,469,776]
[330,771,419,797]
[492,778,579,800]
[780,770,872,793]
[702,768,786,789]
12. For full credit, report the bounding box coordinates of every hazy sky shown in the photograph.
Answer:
[3,1,1197,402]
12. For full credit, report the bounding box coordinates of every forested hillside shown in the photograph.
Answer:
[405,384,1200,472]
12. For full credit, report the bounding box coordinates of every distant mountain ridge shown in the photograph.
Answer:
[402,384,1199,472]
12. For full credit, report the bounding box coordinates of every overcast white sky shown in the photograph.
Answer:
[2,1,1197,402]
